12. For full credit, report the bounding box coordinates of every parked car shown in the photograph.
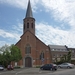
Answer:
[58,63,74,69]
[40,64,57,71]
[0,65,4,71]
[7,65,14,70]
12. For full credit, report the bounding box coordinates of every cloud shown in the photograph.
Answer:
[12,23,23,33]
[0,41,11,47]
[0,29,20,40]
[0,23,22,47]
[0,0,75,48]
[41,0,75,29]
[0,21,75,48]
[0,29,14,38]
[0,0,75,27]
[36,22,75,48]
[0,0,39,11]
[0,0,27,9]
[0,0,75,28]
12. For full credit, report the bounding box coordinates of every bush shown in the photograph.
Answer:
[14,66,21,69]
[36,66,40,68]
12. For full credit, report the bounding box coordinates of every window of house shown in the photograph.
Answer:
[27,23,29,28]
[60,54,61,56]
[40,51,44,59]
[25,44,31,54]
[54,49,56,51]
[53,54,55,57]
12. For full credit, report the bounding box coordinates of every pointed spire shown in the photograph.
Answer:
[26,0,33,18]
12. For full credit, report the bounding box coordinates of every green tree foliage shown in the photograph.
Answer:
[60,56,65,62]
[3,50,11,66]
[55,51,72,64]
[0,54,3,65]
[0,44,22,67]
[10,44,22,62]
[0,44,10,67]
[67,50,71,62]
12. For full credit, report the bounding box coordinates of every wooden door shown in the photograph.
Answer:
[25,57,32,67]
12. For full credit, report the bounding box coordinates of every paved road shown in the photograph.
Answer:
[0,68,75,75]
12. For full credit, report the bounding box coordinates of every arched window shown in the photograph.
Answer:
[40,51,44,59]
[27,23,29,28]
[25,44,31,54]
[31,23,33,28]
[41,52,44,58]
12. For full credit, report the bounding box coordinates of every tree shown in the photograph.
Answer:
[0,44,22,67]
[2,50,11,67]
[0,44,11,67]
[0,44,10,53]
[0,53,3,65]
[10,44,22,62]
[67,50,71,62]
[56,51,72,64]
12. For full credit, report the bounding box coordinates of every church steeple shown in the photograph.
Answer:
[26,0,33,18]
[23,0,35,34]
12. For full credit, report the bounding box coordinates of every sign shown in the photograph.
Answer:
[41,58,44,62]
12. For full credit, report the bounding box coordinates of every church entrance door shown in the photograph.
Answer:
[25,57,32,67]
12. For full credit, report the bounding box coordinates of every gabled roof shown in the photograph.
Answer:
[26,0,33,18]
[20,30,48,47]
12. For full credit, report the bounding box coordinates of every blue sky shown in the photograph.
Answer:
[0,0,75,48]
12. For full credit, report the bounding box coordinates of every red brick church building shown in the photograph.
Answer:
[15,0,52,67]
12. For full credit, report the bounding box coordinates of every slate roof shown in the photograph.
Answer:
[48,45,67,49]
[26,0,33,18]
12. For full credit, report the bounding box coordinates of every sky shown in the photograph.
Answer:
[0,0,75,48]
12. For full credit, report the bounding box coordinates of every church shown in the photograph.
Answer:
[15,0,52,67]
